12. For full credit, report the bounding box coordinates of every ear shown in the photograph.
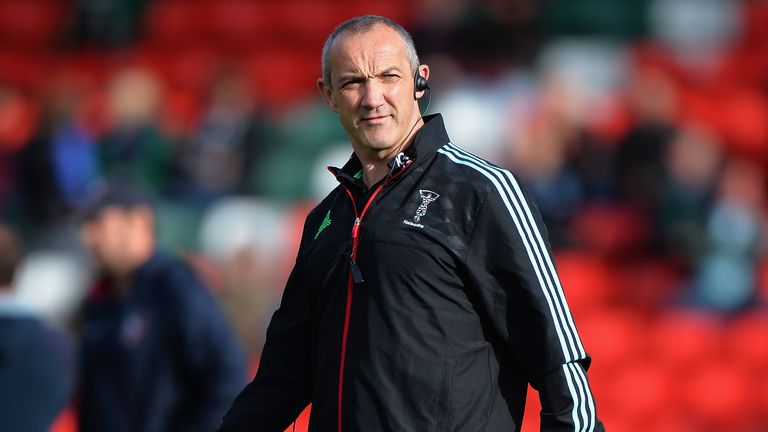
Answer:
[317,78,338,113]
[415,64,430,100]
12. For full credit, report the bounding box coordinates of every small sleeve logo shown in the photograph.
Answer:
[314,210,332,239]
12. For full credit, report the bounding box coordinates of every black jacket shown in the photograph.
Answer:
[0,307,74,432]
[79,252,246,432]
[221,114,604,431]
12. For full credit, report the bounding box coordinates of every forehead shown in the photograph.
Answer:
[85,205,147,226]
[329,25,409,75]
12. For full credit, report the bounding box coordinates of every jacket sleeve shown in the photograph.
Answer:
[218,218,316,432]
[463,176,604,432]
[171,263,248,432]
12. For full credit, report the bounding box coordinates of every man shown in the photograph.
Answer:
[78,182,246,432]
[220,15,604,431]
[0,222,74,431]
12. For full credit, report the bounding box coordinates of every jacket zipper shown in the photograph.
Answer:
[336,162,411,432]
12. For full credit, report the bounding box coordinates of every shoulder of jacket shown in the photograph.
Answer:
[434,143,511,195]
[150,253,206,294]
[305,186,345,223]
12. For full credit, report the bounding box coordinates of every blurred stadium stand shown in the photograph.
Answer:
[1,0,767,431]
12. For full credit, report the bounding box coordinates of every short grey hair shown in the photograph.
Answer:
[321,15,420,88]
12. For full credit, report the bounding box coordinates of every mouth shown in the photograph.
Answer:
[359,114,390,125]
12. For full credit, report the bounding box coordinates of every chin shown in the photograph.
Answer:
[359,133,400,151]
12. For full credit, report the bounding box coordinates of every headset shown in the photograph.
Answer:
[414,71,429,96]
[387,70,431,171]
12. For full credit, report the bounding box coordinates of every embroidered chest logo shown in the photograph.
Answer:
[314,210,332,239]
[403,190,439,228]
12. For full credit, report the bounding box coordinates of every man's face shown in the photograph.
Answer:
[81,206,144,275]
[319,25,427,158]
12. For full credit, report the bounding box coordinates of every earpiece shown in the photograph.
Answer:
[414,71,429,97]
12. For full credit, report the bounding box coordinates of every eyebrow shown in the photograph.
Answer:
[378,67,402,75]
[335,66,404,85]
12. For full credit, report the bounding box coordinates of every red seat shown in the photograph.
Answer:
[717,47,768,88]
[742,1,768,49]
[141,0,207,48]
[682,359,755,429]
[554,251,617,314]
[206,0,270,50]
[333,0,411,27]
[725,311,768,374]
[245,50,319,111]
[265,1,338,48]
[145,46,220,96]
[0,0,66,48]
[616,260,684,311]
[0,90,38,152]
[758,258,768,301]
[0,50,46,90]
[570,204,651,257]
[681,85,768,158]
[648,310,722,372]
[716,86,768,157]
[578,309,645,372]
[604,359,672,425]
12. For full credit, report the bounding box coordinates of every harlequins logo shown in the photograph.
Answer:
[403,190,439,228]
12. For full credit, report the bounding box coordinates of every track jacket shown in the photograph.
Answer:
[220,114,604,431]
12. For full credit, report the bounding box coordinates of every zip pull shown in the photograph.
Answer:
[349,256,364,285]
[351,217,360,240]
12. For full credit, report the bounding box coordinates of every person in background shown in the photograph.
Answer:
[174,67,267,207]
[692,158,765,313]
[98,67,173,196]
[0,222,75,431]
[77,181,246,432]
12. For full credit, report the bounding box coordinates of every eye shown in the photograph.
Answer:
[381,73,400,83]
[340,79,362,90]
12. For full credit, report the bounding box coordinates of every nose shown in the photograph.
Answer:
[360,78,385,110]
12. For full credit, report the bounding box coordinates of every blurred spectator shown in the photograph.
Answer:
[412,0,540,71]
[0,88,39,218]
[691,158,765,313]
[505,104,585,247]
[99,67,173,195]
[173,68,268,206]
[540,0,648,39]
[77,181,246,432]
[0,222,75,432]
[649,0,742,73]
[615,64,680,232]
[198,197,289,359]
[12,79,100,244]
[657,125,722,263]
[71,0,149,48]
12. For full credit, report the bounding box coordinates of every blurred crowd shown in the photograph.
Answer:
[1,0,768,431]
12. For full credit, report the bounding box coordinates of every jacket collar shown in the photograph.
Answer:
[329,113,450,182]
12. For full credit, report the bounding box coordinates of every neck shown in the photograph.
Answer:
[355,117,424,187]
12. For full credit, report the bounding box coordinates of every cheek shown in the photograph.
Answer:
[387,85,411,111]
[100,222,128,253]
[335,91,360,112]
